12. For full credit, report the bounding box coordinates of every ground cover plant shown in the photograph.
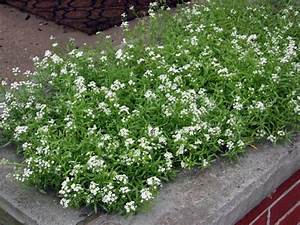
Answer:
[0,0,299,215]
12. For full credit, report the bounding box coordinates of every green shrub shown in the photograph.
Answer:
[0,0,299,214]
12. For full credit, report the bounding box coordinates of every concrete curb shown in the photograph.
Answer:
[0,136,299,225]
[0,146,90,225]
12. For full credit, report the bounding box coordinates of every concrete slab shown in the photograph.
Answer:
[1,137,299,225]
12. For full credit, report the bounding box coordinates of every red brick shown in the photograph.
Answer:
[278,204,300,225]
[236,199,271,225]
[70,0,94,8]
[269,170,300,203]
[65,10,90,19]
[252,211,268,225]
[269,182,300,224]
[30,10,54,20]
[236,170,300,225]
[102,7,124,18]
[88,9,103,19]
[35,1,58,9]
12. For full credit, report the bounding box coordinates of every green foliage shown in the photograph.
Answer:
[0,0,299,214]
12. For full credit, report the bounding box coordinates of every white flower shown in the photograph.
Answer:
[121,13,127,19]
[70,183,82,192]
[233,96,243,110]
[140,188,153,202]
[124,201,137,213]
[23,168,33,178]
[36,145,50,155]
[176,145,186,155]
[147,125,161,138]
[44,50,52,57]
[102,191,117,205]
[257,129,266,137]
[146,176,161,187]
[280,38,297,63]
[89,181,100,196]
[70,165,82,176]
[60,198,70,208]
[14,126,28,139]
[271,73,279,83]
[277,130,286,137]
[124,138,135,148]
[119,105,129,114]
[74,76,87,98]
[267,135,277,143]
[190,36,198,46]
[164,152,173,159]
[51,54,63,64]
[259,57,267,65]
[111,80,125,91]
[144,90,157,100]
[1,80,7,86]
[98,102,111,115]
[32,56,39,63]
[87,156,105,171]
[75,51,83,58]
[180,161,187,168]
[115,49,123,59]
[87,125,97,135]
[247,34,257,43]
[226,141,234,150]
[120,186,131,193]
[114,174,128,184]
[21,143,31,152]
[137,58,145,64]
[128,80,135,86]
[202,159,209,167]
[119,128,129,137]
[225,129,233,137]
[121,21,129,29]
[250,101,266,112]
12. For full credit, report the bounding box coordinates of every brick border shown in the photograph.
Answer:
[236,169,300,225]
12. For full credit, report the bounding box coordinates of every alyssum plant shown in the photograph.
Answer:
[0,0,299,214]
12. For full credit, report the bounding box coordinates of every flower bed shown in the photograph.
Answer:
[4,0,182,33]
[0,0,299,215]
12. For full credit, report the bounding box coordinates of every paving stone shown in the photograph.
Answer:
[4,0,182,34]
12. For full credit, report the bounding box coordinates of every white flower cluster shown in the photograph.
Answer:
[1,1,299,215]
[87,156,105,171]
[140,188,153,202]
[14,126,28,139]
[124,201,137,213]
